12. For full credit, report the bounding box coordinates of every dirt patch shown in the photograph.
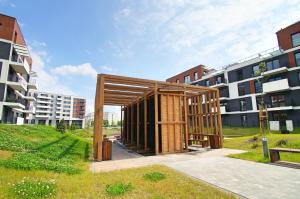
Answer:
[0,150,13,159]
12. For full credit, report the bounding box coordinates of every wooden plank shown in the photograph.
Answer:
[216,89,223,148]
[127,105,130,144]
[154,83,159,154]
[184,91,189,149]
[136,100,140,148]
[93,75,104,161]
[144,93,148,150]
[120,106,123,143]
[204,93,210,136]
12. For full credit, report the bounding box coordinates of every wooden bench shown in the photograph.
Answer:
[188,139,209,147]
[269,148,300,163]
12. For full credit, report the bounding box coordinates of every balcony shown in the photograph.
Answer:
[37,95,51,100]
[35,114,50,118]
[3,97,25,109]
[220,106,227,114]
[36,104,51,109]
[27,78,38,90]
[9,55,30,74]
[14,90,36,101]
[23,105,36,114]
[7,75,27,92]
[207,79,228,88]
[261,67,288,76]
[36,109,52,114]
[262,79,290,93]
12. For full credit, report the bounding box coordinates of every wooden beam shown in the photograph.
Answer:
[216,89,223,147]
[184,90,189,149]
[144,93,148,150]
[136,99,140,148]
[154,83,159,154]
[93,75,104,161]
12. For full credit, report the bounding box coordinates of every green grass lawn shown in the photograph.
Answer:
[223,126,300,137]
[0,125,235,199]
[224,133,300,163]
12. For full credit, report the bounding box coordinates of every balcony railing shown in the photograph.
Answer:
[262,78,290,93]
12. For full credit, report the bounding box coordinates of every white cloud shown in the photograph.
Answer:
[51,63,98,78]
[101,65,113,72]
[114,0,300,71]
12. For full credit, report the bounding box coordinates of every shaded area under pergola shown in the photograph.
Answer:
[94,74,223,161]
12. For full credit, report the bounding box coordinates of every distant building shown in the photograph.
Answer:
[167,21,300,129]
[28,91,86,128]
[104,112,118,126]
[0,14,38,124]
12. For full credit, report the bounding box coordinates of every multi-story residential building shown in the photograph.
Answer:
[167,21,300,129]
[104,112,118,126]
[166,65,210,84]
[29,91,86,128]
[0,14,38,124]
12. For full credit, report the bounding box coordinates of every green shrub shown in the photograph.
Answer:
[143,172,166,182]
[275,139,288,146]
[56,119,66,133]
[251,143,259,149]
[105,182,133,196]
[70,123,77,131]
[10,177,56,199]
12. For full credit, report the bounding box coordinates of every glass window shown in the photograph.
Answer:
[253,65,260,76]
[194,72,198,80]
[254,80,262,93]
[238,83,246,96]
[237,69,243,81]
[216,76,222,84]
[295,52,300,66]
[271,95,285,107]
[184,75,190,83]
[266,59,280,71]
[292,32,300,47]
[240,99,247,111]
[241,115,247,127]
[176,79,179,83]
[206,80,210,87]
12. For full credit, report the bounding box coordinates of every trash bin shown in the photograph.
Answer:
[102,138,112,161]
[208,135,220,149]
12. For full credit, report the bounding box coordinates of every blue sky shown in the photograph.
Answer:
[1,0,300,115]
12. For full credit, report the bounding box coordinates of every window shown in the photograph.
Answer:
[240,99,247,111]
[216,76,222,84]
[292,32,300,47]
[206,80,210,87]
[254,80,262,93]
[176,79,179,83]
[0,62,2,77]
[184,75,190,83]
[268,76,282,82]
[194,72,198,80]
[266,59,280,71]
[253,65,260,76]
[295,52,300,66]
[237,69,243,81]
[238,83,246,96]
[271,95,285,107]
[241,115,247,127]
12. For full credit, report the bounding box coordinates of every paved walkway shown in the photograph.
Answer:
[166,157,300,199]
[91,144,300,199]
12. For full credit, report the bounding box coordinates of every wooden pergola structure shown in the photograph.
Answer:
[93,74,223,161]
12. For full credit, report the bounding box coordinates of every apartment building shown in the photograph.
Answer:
[0,14,38,124]
[167,21,300,129]
[166,65,209,84]
[29,92,86,128]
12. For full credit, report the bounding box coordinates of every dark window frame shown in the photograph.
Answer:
[238,83,246,96]
[237,69,243,81]
[254,80,262,93]
[295,52,300,66]
[292,32,300,48]
[266,59,280,71]
[240,99,247,111]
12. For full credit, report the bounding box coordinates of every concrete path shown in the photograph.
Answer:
[111,142,142,160]
[165,157,300,199]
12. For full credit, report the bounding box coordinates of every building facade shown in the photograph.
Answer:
[166,65,209,84]
[29,91,86,128]
[0,14,38,124]
[167,21,300,129]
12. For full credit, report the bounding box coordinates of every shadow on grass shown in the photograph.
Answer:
[57,140,79,159]
[34,136,68,151]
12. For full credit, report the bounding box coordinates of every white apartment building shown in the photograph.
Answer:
[29,92,86,128]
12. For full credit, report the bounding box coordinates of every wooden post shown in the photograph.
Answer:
[127,105,130,144]
[136,100,140,148]
[216,89,223,148]
[93,75,104,161]
[184,91,189,149]
[120,106,123,143]
[144,93,148,150]
[131,104,134,145]
[154,83,159,154]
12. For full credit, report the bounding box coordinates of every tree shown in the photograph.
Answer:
[103,120,109,127]
[70,123,77,131]
[56,119,66,133]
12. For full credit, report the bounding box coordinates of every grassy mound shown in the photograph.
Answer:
[0,125,91,174]
[106,182,133,196]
